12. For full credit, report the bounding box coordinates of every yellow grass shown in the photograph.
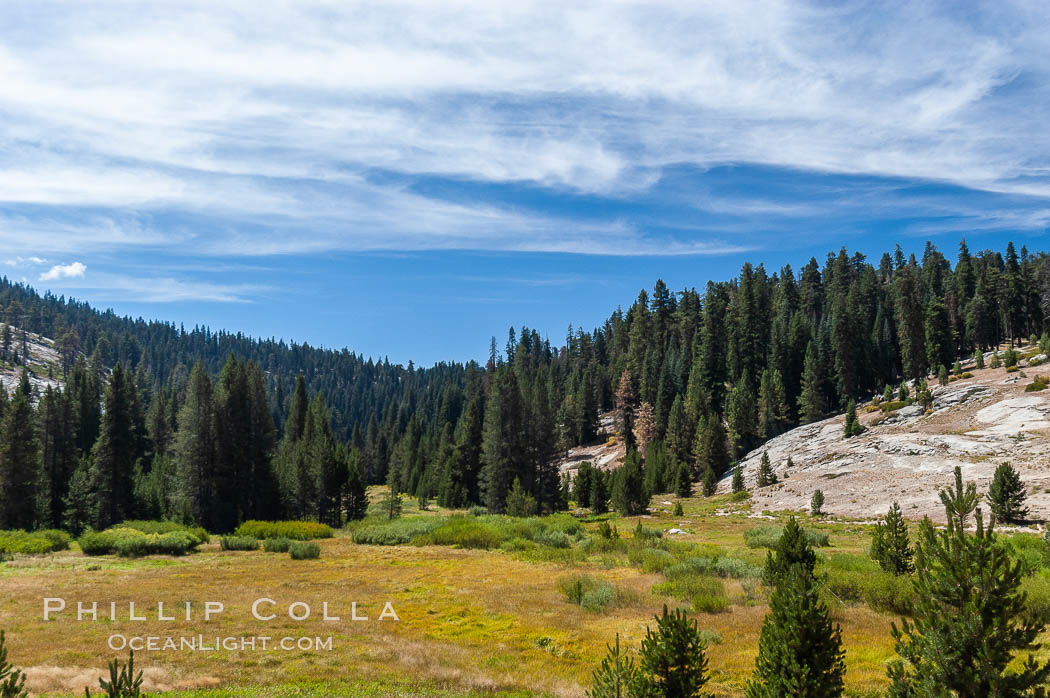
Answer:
[0,494,1012,697]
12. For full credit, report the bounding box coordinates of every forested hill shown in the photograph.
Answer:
[0,240,1045,533]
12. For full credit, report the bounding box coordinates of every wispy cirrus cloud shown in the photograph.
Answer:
[1,0,1049,269]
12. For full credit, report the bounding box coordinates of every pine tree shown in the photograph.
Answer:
[763,516,816,587]
[732,464,745,493]
[756,452,776,488]
[798,342,826,424]
[575,462,594,508]
[725,373,758,458]
[843,400,864,438]
[887,467,1050,695]
[810,489,824,516]
[174,361,217,528]
[745,565,845,698]
[973,349,985,369]
[692,415,730,482]
[924,296,953,376]
[614,369,637,448]
[505,476,538,517]
[632,402,656,455]
[591,470,609,514]
[383,467,402,520]
[587,634,638,698]
[0,630,28,698]
[757,368,790,440]
[987,461,1028,524]
[937,364,949,386]
[344,448,369,521]
[63,460,98,537]
[674,460,693,499]
[870,502,913,575]
[611,450,648,515]
[39,385,77,529]
[0,370,39,530]
[635,606,709,697]
[701,463,717,497]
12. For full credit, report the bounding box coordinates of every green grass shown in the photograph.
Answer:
[234,520,333,540]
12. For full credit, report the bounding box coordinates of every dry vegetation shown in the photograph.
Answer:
[0,487,1047,697]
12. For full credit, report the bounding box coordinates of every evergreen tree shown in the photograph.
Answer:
[344,447,369,521]
[674,460,693,499]
[924,296,954,376]
[870,502,913,575]
[756,452,776,488]
[692,415,730,481]
[632,402,656,454]
[587,634,638,698]
[39,385,77,529]
[505,476,538,517]
[665,395,691,464]
[480,369,525,513]
[0,630,28,698]
[732,464,745,493]
[611,450,648,515]
[987,461,1029,524]
[382,467,402,519]
[843,400,864,438]
[635,606,709,697]
[701,463,717,497]
[591,470,609,514]
[810,489,824,516]
[745,565,845,698]
[0,371,39,530]
[798,342,826,424]
[888,467,1050,696]
[725,373,759,458]
[174,361,217,528]
[62,459,96,536]
[575,462,594,508]
[757,368,790,440]
[763,516,816,587]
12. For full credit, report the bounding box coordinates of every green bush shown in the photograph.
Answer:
[468,505,488,516]
[234,520,333,540]
[0,529,74,556]
[822,566,914,615]
[118,520,210,545]
[879,400,909,412]
[665,555,761,580]
[352,517,441,545]
[263,537,292,553]
[1025,376,1048,392]
[220,536,260,551]
[633,522,663,540]
[630,547,677,573]
[652,574,729,613]
[558,574,619,613]
[1006,534,1050,574]
[289,541,321,559]
[411,517,502,549]
[77,527,200,557]
[745,525,829,549]
[535,529,571,549]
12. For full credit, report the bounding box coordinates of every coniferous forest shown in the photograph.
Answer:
[0,240,1046,533]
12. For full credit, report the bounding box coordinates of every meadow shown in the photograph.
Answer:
[2,488,1049,697]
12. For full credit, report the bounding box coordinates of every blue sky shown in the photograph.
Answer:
[2,1,1049,365]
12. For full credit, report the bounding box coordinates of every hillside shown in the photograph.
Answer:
[732,343,1050,522]
[0,329,64,398]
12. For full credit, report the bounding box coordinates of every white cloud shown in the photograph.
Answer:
[0,1,1048,255]
[40,261,86,280]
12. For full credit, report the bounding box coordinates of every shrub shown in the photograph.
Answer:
[745,525,829,549]
[629,547,676,573]
[117,521,209,545]
[263,537,292,553]
[653,574,729,613]
[234,520,333,540]
[351,517,439,545]
[78,531,117,556]
[559,574,619,613]
[289,542,321,560]
[1025,376,1048,392]
[412,517,501,549]
[468,505,488,516]
[879,400,909,412]
[633,521,663,541]
[38,529,71,551]
[77,528,199,557]
[220,536,260,551]
[1006,365,1020,373]
[691,579,730,614]
[0,531,56,556]
[536,529,571,549]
